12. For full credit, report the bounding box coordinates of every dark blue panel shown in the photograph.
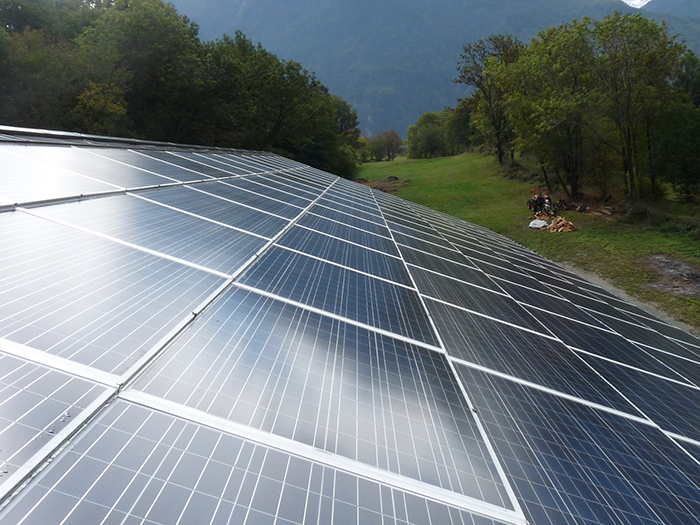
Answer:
[579,353,700,442]
[134,288,513,506]
[142,151,237,177]
[295,214,399,256]
[457,365,700,525]
[428,302,639,413]
[529,309,688,381]
[238,246,439,346]
[225,177,312,208]
[393,232,469,263]
[415,270,549,333]
[276,226,412,285]
[137,185,291,237]
[314,198,384,224]
[308,205,391,237]
[85,149,216,182]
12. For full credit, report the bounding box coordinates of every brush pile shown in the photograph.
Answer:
[546,216,577,233]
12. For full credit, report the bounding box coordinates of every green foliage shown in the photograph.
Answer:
[652,101,700,201]
[369,129,403,161]
[455,34,523,165]
[480,13,691,201]
[0,0,360,178]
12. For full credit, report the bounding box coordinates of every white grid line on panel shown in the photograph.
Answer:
[118,391,527,525]
[231,281,444,355]
[129,193,270,241]
[306,211,393,240]
[568,346,699,389]
[0,389,116,510]
[272,244,415,290]
[449,356,653,426]
[17,207,231,279]
[187,181,304,219]
[295,223,403,260]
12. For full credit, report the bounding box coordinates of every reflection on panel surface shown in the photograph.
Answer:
[295,214,399,256]
[33,194,268,275]
[276,226,412,285]
[578,353,700,442]
[457,365,700,525]
[134,287,512,505]
[0,147,115,204]
[430,302,640,414]
[238,247,440,346]
[0,353,106,487]
[0,401,513,525]
[0,212,224,373]
[137,184,293,237]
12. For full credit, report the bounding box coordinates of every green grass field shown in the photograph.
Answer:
[358,154,700,331]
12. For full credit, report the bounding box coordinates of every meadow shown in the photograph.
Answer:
[358,154,700,331]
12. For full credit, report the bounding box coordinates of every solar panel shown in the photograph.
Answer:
[2,126,700,525]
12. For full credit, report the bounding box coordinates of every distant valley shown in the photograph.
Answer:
[170,0,700,136]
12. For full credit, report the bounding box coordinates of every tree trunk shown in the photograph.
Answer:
[554,165,571,198]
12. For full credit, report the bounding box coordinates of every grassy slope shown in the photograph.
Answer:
[358,154,700,330]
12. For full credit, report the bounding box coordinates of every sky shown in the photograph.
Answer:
[620,0,651,6]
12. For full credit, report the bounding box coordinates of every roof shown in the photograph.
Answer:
[1,126,700,524]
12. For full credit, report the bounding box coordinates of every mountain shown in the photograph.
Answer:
[170,0,699,136]
[644,0,700,18]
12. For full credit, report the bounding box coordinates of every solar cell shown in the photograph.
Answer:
[0,211,224,373]
[31,194,268,275]
[295,214,400,256]
[457,364,700,525]
[136,184,294,237]
[133,287,513,505]
[237,247,440,346]
[276,226,412,285]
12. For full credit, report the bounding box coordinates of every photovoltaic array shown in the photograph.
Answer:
[1,126,700,524]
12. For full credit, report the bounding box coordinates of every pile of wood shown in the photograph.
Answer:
[546,216,577,233]
[528,211,551,221]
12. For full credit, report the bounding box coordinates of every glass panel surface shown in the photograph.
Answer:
[295,214,399,256]
[578,353,700,442]
[134,287,512,505]
[0,212,224,373]
[223,177,312,208]
[195,180,305,218]
[457,364,700,525]
[83,149,215,182]
[12,146,175,188]
[394,232,470,264]
[137,185,292,237]
[414,269,549,333]
[0,354,106,487]
[429,303,640,413]
[0,400,513,525]
[307,206,391,237]
[238,247,439,346]
[173,152,249,175]
[139,151,235,178]
[276,226,412,285]
[0,147,115,204]
[35,194,268,275]
[259,174,324,198]
[529,310,688,381]
[314,199,384,224]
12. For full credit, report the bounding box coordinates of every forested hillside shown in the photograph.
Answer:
[0,0,361,177]
[644,0,700,18]
[169,0,700,136]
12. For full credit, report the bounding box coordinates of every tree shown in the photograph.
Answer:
[77,0,206,141]
[455,34,523,165]
[652,101,700,201]
[497,20,601,197]
[407,112,446,159]
[674,50,700,107]
[593,12,684,199]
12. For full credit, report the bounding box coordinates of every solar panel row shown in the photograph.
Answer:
[1,131,700,525]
